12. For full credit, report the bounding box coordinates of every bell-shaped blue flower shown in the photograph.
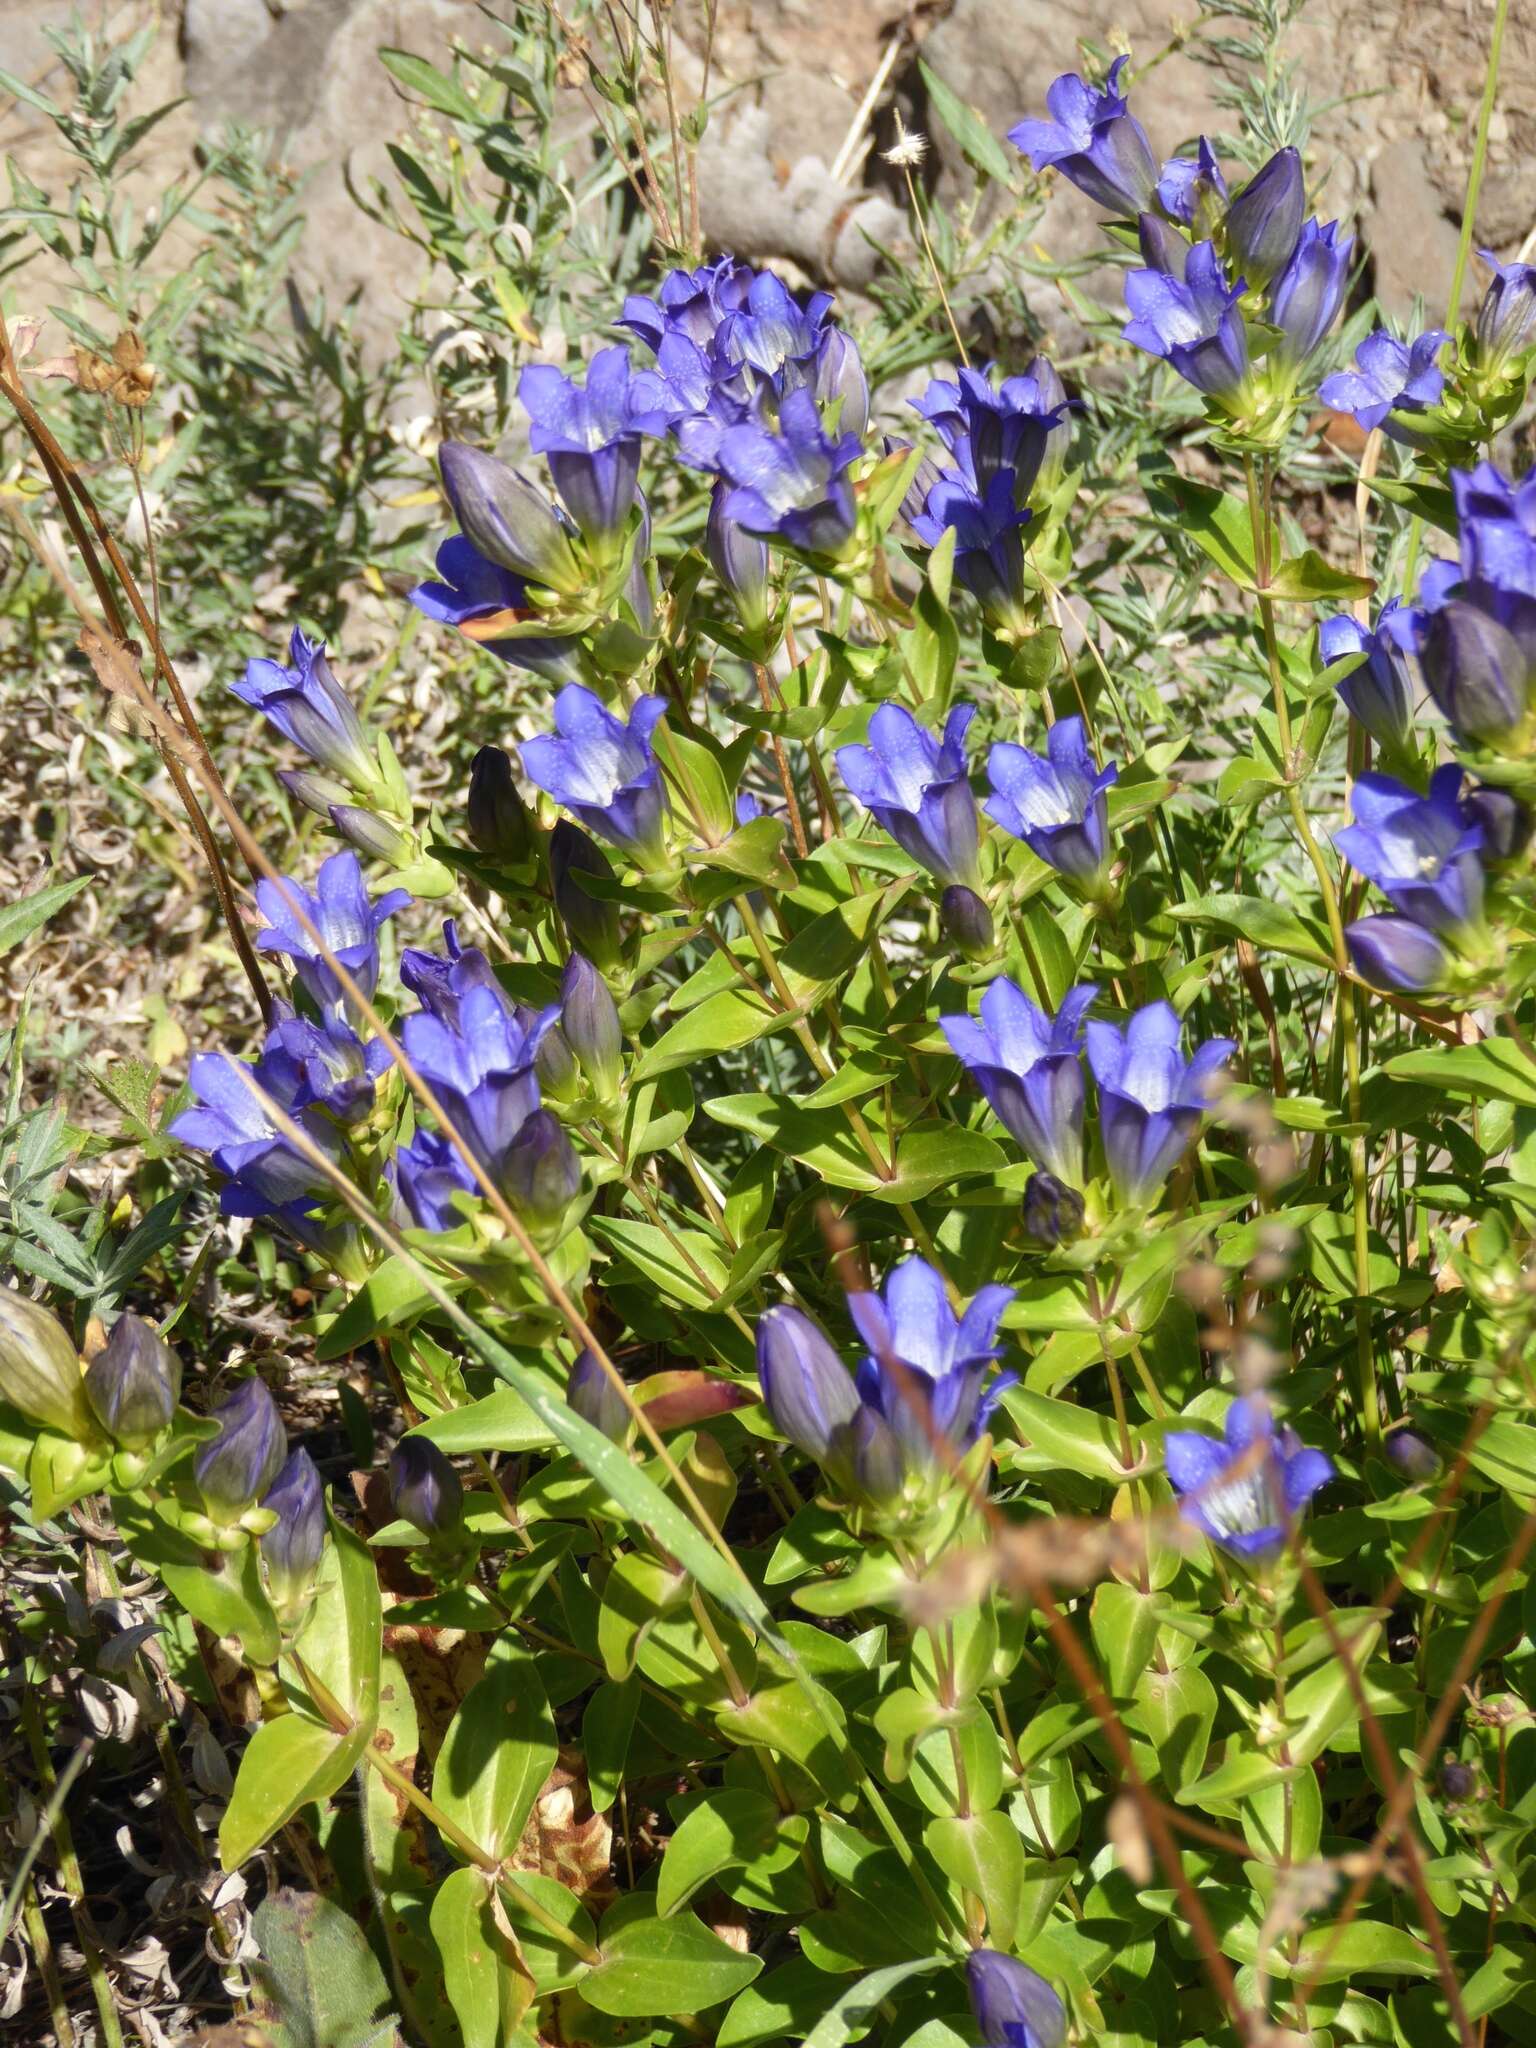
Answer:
[967,1949,1067,2048]
[401,980,560,1193]
[620,255,756,353]
[437,440,586,596]
[908,470,1033,635]
[1474,249,1536,377]
[393,1127,475,1232]
[846,1257,1015,1472]
[717,387,862,557]
[1335,767,1486,939]
[1156,138,1227,233]
[910,362,1068,507]
[942,979,1096,1185]
[1008,57,1158,217]
[1318,605,1415,756]
[1086,1001,1235,1207]
[1344,915,1453,993]
[1268,218,1352,375]
[1222,146,1304,289]
[401,919,510,1033]
[836,703,981,888]
[1319,328,1449,438]
[985,716,1117,893]
[521,685,670,871]
[254,851,410,1020]
[231,629,378,789]
[267,1006,390,1126]
[410,535,587,682]
[706,482,772,634]
[1449,461,1536,596]
[1165,1396,1333,1555]
[173,1040,344,1226]
[1123,241,1252,410]
[518,345,671,559]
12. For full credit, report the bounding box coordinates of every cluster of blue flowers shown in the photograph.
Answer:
[1012,63,1350,425]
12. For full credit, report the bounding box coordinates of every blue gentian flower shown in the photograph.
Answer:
[941,979,1097,1184]
[1008,57,1159,217]
[501,1107,583,1239]
[390,1436,463,1536]
[254,851,409,1020]
[1335,767,1486,938]
[910,362,1068,507]
[846,1257,1015,1469]
[1156,138,1227,232]
[1319,328,1449,438]
[909,471,1033,635]
[172,1041,343,1224]
[717,387,863,557]
[84,1315,180,1447]
[231,628,378,789]
[1136,210,1192,279]
[409,536,587,682]
[1122,241,1253,410]
[985,716,1118,892]
[1164,1396,1334,1555]
[1474,249,1536,375]
[393,1126,475,1232]
[517,345,672,557]
[967,1949,1067,2048]
[619,254,755,353]
[717,272,834,386]
[261,1447,326,1610]
[1222,146,1304,289]
[400,981,560,1193]
[1462,784,1531,863]
[437,440,585,596]
[1268,218,1353,376]
[1085,1001,1235,1206]
[1448,461,1536,594]
[1318,604,1416,755]
[521,685,670,870]
[267,1006,390,1125]
[400,919,510,1033]
[836,702,981,888]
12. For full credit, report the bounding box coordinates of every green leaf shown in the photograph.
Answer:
[999,1387,1137,1482]
[779,884,908,1004]
[582,1899,762,2016]
[250,1886,403,2048]
[1167,892,1334,968]
[498,1872,596,1994]
[720,1959,848,2048]
[0,874,92,957]
[634,989,785,1083]
[598,1551,687,1680]
[924,1812,1026,1949]
[1385,1038,1536,1109]
[1146,474,1274,592]
[113,1496,281,1668]
[583,1678,639,1815]
[1293,1920,1436,1982]
[317,1256,436,1360]
[591,1216,730,1311]
[716,1679,849,1790]
[291,1509,382,1734]
[1126,1662,1217,1791]
[410,1386,554,1456]
[917,59,1015,182]
[433,1638,557,1862]
[429,1867,524,2048]
[658,1789,784,1917]
[220,1715,363,1869]
[1265,550,1374,604]
[798,1958,948,2048]
[377,47,483,120]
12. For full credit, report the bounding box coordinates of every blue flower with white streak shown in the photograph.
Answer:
[1165,1397,1334,1555]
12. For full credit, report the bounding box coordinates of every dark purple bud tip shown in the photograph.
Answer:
[85,1313,182,1447]
[1462,785,1531,865]
[756,1304,859,1460]
[567,1348,630,1441]
[1439,1760,1476,1801]
[967,1949,1067,2048]
[1222,145,1304,287]
[468,745,533,863]
[550,821,624,972]
[503,1109,583,1237]
[193,1379,288,1517]
[1383,1427,1441,1482]
[260,1447,326,1599]
[1022,1170,1086,1247]
[389,1435,464,1536]
[941,885,996,961]
[561,953,624,1096]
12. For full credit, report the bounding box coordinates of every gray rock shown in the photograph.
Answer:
[1362,137,1471,325]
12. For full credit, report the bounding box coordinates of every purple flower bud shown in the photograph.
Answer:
[1156,138,1228,234]
[1268,218,1352,374]
[706,483,771,634]
[940,885,995,960]
[967,1949,1067,2048]
[517,1005,579,1103]
[468,745,533,863]
[1439,1760,1477,1800]
[503,1109,582,1237]
[846,1405,905,1503]
[1419,597,1534,742]
[1137,212,1189,278]
[1022,1170,1086,1246]
[561,954,624,1098]
[567,1348,629,1441]
[84,1314,181,1447]
[1384,1427,1441,1482]
[260,1447,326,1602]
[1222,146,1304,289]
[438,441,584,596]
[0,1289,94,1440]
[1475,250,1536,376]
[1345,915,1452,992]
[1462,784,1531,865]
[550,821,624,971]
[1318,610,1415,756]
[756,1304,860,1460]
[280,767,353,820]
[193,1379,287,1517]
[389,1435,463,1536]
[328,805,414,866]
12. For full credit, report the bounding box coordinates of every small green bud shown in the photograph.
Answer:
[0,1290,95,1440]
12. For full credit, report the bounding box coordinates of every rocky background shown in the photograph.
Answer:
[1,0,1532,367]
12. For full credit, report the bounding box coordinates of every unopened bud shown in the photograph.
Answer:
[940,885,995,960]
[389,1435,463,1536]
[468,745,533,862]
[550,821,623,972]
[561,953,624,1098]
[260,1447,326,1609]
[328,804,413,865]
[503,1108,582,1240]
[567,1348,629,1440]
[1022,1171,1086,1246]
[193,1379,287,1519]
[0,1289,94,1440]
[84,1314,181,1447]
